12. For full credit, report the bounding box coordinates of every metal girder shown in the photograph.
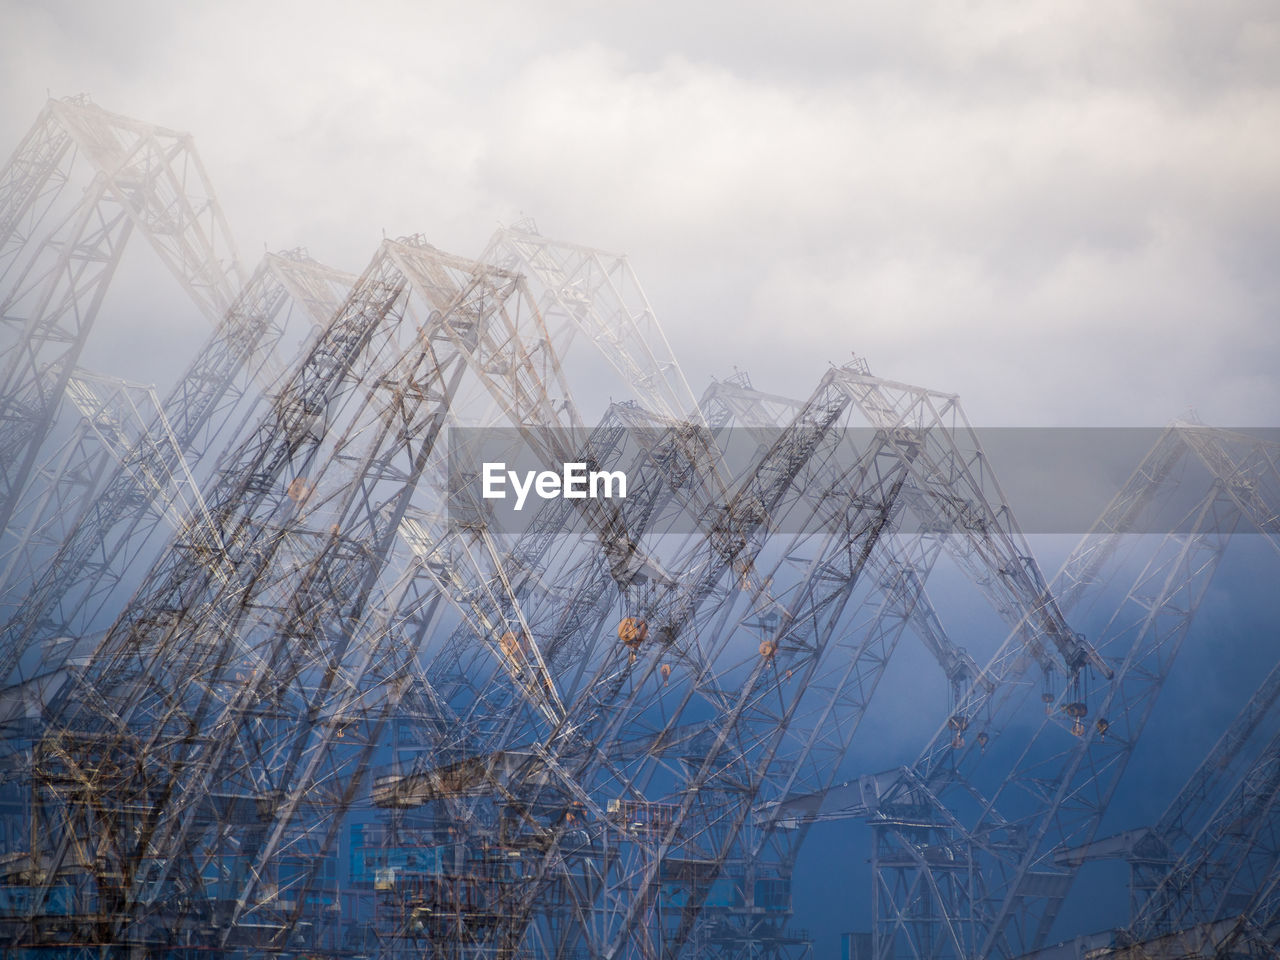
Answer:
[0,251,351,691]
[0,98,76,285]
[46,97,244,325]
[0,98,244,546]
[0,372,162,614]
[703,375,981,705]
[865,423,1280,960]
[0,181,134,536]
[445,367,882,958]
[361,363,1034,959]
[197,223,717,956]
[13,229,696,953]
[971,489,1240,958]
[697,377,982,959]
[1128,724,1280,946]
[836,364,1106,683]
[201,226,709,954]
[354,369,863,958]
[484,221,700,422]
[983,427,1280,954]
[1055,654,1280,925]
[362,406,759,957]
[12,238,420,948]
[3,99,1277,960]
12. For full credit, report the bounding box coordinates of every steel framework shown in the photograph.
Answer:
[0,99,1275,960]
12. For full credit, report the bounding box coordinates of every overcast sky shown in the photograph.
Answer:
[3,0,1277,428]
[3,3,1279,950]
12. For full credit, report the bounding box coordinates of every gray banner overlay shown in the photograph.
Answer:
[446,426,1280,536]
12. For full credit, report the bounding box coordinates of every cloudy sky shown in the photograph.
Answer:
[3,2,1279,950]
[4,0,1277,428]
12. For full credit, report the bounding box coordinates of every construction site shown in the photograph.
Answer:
[1,95,1278,960]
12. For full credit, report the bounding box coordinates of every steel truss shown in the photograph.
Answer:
[0,97,243,540]
[1,99,1276,960]
[861,424,1280,960]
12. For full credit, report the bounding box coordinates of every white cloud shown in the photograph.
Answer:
[1,0,1276,426]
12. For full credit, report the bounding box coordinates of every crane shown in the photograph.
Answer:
[0,97,243,539]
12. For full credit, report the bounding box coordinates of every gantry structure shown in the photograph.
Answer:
[0,97,1277,960]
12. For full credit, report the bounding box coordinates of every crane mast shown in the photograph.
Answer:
[0,99,1276,960]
